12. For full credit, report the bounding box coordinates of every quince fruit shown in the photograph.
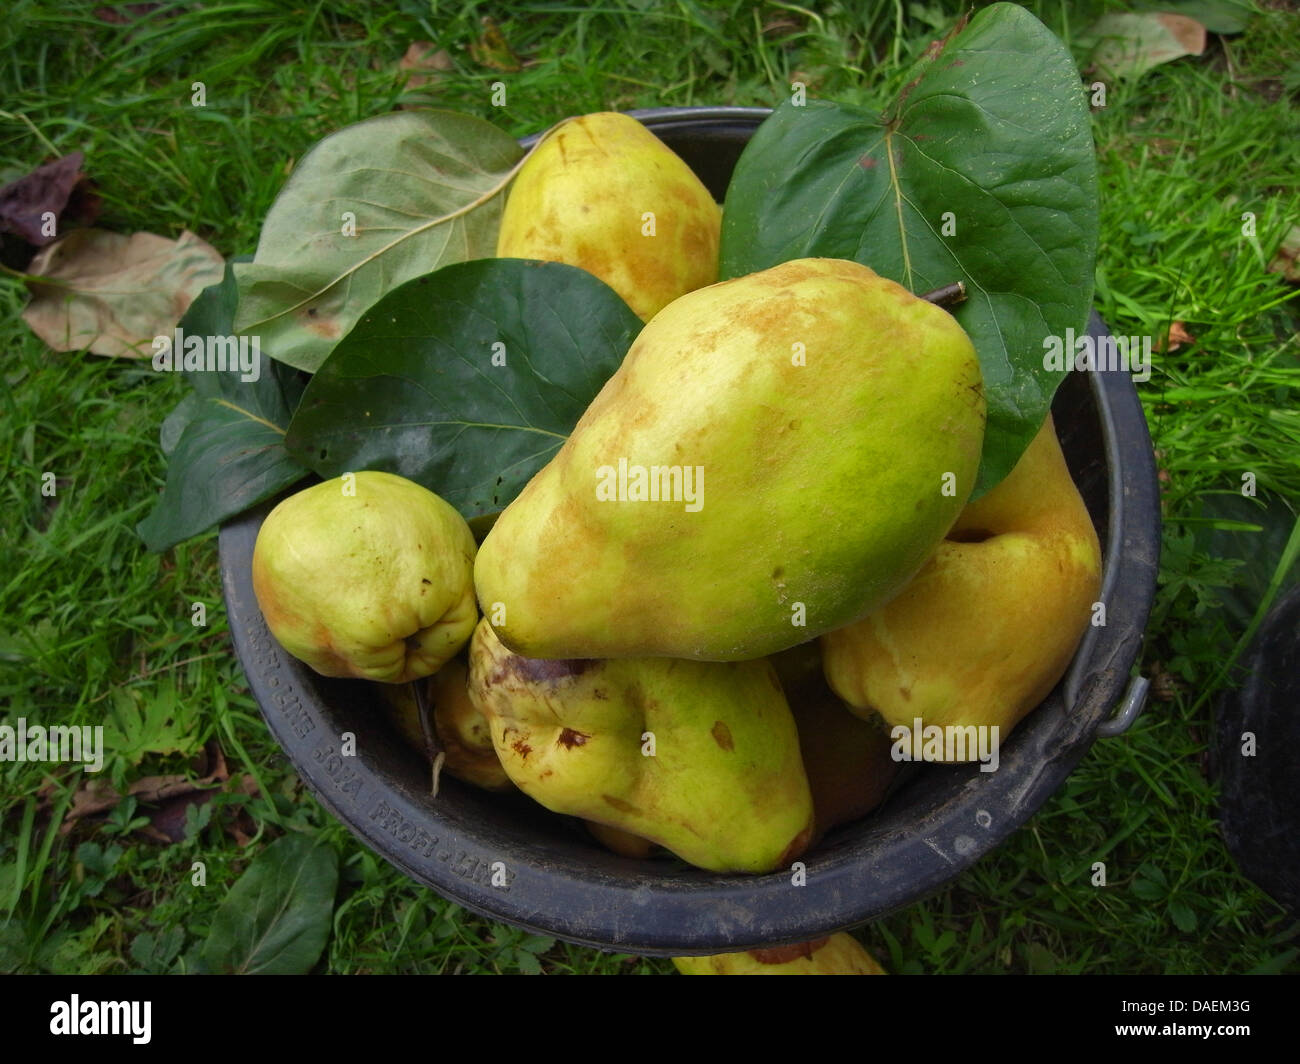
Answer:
[474,257,985,661]
[466,619,814,874]
[673,933,887,975]
[252,471,477,684]
[821,415,1103,755]
[376,660,513,792]
[496,111,721,321]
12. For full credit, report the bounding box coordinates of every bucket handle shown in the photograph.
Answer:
[1096,674,1151,737]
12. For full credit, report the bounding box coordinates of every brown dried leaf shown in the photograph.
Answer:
[21,227,224,357]
[51,742,233,833]
[0,153,86,247]
[398,41,454,90]
[1158,12,1208,52]
[62,777,121,822]
[1160,321,1196,351]
[761,18,802,36]
[145,791,209,843]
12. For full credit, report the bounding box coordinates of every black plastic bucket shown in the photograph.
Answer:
[219,107,1161,956]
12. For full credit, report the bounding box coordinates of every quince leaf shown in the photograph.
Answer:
[136,264,310,552]
[284,258,643,520]
[201,833,338,975]
[719,2,1099,496]
[1080,12,1207,80]
[233,110,523,373]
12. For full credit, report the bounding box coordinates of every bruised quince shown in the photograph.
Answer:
[466,620,814,874]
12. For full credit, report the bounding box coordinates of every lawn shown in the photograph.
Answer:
[1,0,1298,974]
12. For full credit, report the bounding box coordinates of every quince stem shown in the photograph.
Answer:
[920,281,967,309]
[413,679,446,797]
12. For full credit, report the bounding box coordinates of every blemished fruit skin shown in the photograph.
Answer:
[251,472,478,684]
[496,111,722,322]
[820,415,1103,753]
[465,619,814,874]
[474,257,986,662]
[673,933,887,975]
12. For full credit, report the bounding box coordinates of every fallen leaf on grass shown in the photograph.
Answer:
[22,227,224,357]
[1159,321,1196,351]
[398,41,454,90]
[1267,224,1300,283]
[1084,12,1206,79]
[53,773,216,832]
[42,739,243,838]
[0,153,93,247]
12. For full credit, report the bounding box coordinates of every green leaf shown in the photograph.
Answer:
[285,258,643,520]
[136,264,311,552]
[106,679,202,765]
[129,926,185,973]
[201,834,339,975]
[1161,0,1251,35]
[1168,900,1198,933]
[719,2,1099,494]
[1131,876,1166,901]
[234,110,524,373]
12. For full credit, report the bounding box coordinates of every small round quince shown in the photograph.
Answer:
[252,471,478,683]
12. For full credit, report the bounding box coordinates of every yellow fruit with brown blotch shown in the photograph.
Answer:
[496,111,721,322]
[466,619,814,874]
[673,933,887,975]
[584,821,658,859]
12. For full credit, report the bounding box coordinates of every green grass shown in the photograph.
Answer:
[2,0,1298,974]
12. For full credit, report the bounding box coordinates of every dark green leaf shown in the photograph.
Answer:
[719,2,1099,494]
[136,264,311,552]
[233,111,524,373]
[158,392,202,456]
[1131,877,1166,901]
[1168,900,1198,933]
[285,258,643,519]
[201,833,338,976]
